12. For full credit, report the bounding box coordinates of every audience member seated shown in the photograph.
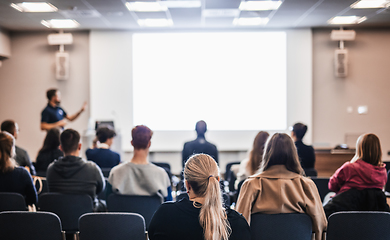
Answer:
[0,131,37,206]
[1,120,36,175]
[235,131,269,189]
[149,154,250,240]
[107,125,172,201]
[291,122,317,176]
[236,133,327,240]
[324,133,389,218]
[86,126,120,168]
[35,127,63,176]
[182,120,219,168]
[46,129,105,211]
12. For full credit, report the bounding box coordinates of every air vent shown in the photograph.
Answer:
[60,10,101,18]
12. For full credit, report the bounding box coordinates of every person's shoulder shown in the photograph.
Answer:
[226,208,250,225]
[15,145,27,154]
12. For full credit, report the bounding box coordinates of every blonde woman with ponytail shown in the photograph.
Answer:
[149,154,250,240]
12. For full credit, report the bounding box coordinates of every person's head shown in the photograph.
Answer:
[353,133,382,166]
[261,133,304,175]
[46,88,60,105]
[60,129,81,156]
[1,120,19,139]
[248,131,269,175]
[184,154,231,240]
[39,127,61,154]
[195,120,207,136]
[131,125,153,150]
[96,126,116,146]
[0,131,16,173]
[291,122,308,141]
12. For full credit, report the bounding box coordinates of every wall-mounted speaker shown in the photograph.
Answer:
[334,49,348,78]
[55,51,69,80]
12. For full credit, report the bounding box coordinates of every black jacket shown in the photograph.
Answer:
[182,137,218,168]
[324,188,390,218]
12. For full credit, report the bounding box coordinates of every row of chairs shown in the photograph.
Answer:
[0,211,145,240]
[1,210,389,240]
[251,211,390,240]
[0,192,163,238]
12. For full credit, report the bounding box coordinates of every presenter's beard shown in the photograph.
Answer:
[55,100,61,106]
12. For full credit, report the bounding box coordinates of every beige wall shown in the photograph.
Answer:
[0,31,89,161]
[313,28,390,159]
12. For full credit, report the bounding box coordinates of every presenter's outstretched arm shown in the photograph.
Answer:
[66,101,87,121]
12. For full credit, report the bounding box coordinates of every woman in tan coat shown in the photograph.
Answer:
[236,133,327,240]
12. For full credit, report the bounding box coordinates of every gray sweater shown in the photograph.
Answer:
[46,156,105,200]
[108,162,170,197]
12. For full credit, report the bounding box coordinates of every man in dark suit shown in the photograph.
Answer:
[182,120,219,168]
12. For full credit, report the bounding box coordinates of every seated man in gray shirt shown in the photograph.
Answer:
[107,125,172,201]
[47,129,105,211]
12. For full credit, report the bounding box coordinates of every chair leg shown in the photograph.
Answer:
[62,231,66,240]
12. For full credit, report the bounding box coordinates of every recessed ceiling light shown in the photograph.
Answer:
[203,9,240,18]
[126,2,168,12]
[239,1,282,11]
[350,0,390,8]
[328,16,367,25]
[41,19,80,28]
[233,17,269,26]
[159,1,201,8]
[137,18,173,27]
[10,2,58,12]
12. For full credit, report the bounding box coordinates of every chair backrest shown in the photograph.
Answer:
[100,168,112,178]
[79,212,145,240]
[152,162,171,171]
[0,192,27,212]
[304,168,318,177]
[0,211,63,240]
[107,194,163,229]
[327,211,390,240]
[225,161,240,181]
[310,177,330,202]
[250,213,312,240]
[38,193,93,233]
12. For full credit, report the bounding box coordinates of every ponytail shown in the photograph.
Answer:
[184,154,231,240]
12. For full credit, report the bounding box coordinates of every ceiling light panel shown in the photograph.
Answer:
[126,2,168,12]
[10,2,58,12]
[233,17,269,26]
[239,1,282,11]
[137,18,173,27]
[328,16,367,24]
[159,1,201,8]
[350,0,390,8]
[41,19,80,28]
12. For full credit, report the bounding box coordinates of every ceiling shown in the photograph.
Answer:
[1,0,390,31]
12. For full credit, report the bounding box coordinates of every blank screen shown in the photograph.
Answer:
[133,32,286,131]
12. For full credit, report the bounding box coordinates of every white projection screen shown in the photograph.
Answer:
[132,32,287,131]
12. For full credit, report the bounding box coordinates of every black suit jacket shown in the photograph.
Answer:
[182,137,219,168]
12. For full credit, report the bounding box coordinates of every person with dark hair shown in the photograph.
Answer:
[235,131,269,188]
[0,131,37,206]
[236,133,327,240]
[291,122,316,176]
[182,120,219,168]
[86,126,120,168]
[40,88,87,131]
[46,129,105,211]
[1,120,36,175]
[107,125,172,201]
[149,154,250,240]
[35,127,63,176]
[324,133,389,218]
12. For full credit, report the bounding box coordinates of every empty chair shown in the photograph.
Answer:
[250,213,313,240]
[327,211,390,240]
[0,211,64,240]
[79,212,145,240]
[38,193,93,237]
[107,194,163,229]
[0,192,27,211]
[311,177,330,202]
